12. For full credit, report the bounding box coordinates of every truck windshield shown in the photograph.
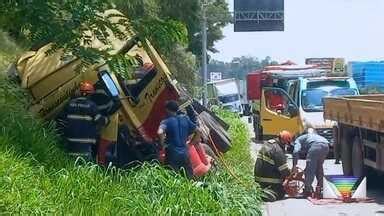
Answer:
[218,94,240,103]
[302,87,357,112]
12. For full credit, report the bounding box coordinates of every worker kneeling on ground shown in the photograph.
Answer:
[62,81,109,162]
[157,100,201,179]
[292,127,329,197]
[254,131,292,201]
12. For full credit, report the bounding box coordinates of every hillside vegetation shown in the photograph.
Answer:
[0,32,262,215]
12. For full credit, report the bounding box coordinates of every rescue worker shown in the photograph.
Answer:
[62,81,109,161]
[265,89,286,112]
[292,127,329,197]
[90,77,121,166]
[254,131,292,201]
[157,100,201,178]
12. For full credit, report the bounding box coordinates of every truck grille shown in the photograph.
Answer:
[317,128,334,145]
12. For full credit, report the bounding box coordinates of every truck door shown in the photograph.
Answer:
[260,87,301,139]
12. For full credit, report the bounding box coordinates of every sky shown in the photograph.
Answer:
[211,0,384,64]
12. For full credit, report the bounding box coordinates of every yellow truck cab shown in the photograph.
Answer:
[247,64,336,140]
[248,66,359,146]
[258,86,301,139]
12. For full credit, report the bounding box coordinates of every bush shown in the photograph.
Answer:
[0,31,21,73]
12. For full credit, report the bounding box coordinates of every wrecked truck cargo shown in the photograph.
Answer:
[13,10,179,143]
[10,10,230,168]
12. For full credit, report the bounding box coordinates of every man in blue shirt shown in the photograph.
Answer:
[293,128,329,197]
[157,100,200,178]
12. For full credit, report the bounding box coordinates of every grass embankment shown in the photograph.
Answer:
[0,32,262,215]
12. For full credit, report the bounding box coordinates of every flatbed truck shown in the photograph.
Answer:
[324,95,384,177]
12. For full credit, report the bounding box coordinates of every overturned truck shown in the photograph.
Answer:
[9,10,231,169]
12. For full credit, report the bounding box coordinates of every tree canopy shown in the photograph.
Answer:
[113,0,231,57]
[1,1,121,63]
[0,0,231,94]
[0,0,189,63]
[208,56,279,80]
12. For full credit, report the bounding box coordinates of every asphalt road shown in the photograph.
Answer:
[243,117,384,216]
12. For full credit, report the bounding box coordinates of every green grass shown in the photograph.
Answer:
[0,31,21,73]
[0,32,262,215]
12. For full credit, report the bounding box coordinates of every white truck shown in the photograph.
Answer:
[207,78,243,113]
[238,79,250,115]
[287,77,359,144]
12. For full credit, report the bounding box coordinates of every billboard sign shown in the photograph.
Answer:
[305,58,345,74]
[234,0,284,32]
[333,58,345,74]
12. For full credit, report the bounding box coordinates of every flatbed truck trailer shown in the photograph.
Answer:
[324,95,384,177]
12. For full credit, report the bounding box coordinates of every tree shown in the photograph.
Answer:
[112,0,231,94]
[208,56,279,80]
[165,45,198,94]
[113,0,231,56]
[0,1,230,94]
[0,1,189,65]
[0,0,127,64]
[189,0,232,57]
[158,0,231,57]
[112,0,189,55]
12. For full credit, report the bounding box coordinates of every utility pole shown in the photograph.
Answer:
[201,0,208,106]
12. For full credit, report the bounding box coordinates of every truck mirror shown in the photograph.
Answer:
[288,104,298,117]
[100,71,119,97]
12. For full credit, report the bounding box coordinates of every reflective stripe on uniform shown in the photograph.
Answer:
[95,89,108,95]
[69,103,91,109]
[97,100,114,111]
[67,114,93,121]
[278,163,289,171]
[255,176,282,184]
[94,114,109,125]
[95,114,102,121]
[67,138,97,144]
[257,153,275,165]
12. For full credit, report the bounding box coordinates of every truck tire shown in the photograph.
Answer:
[352,135,364,177]
[331,126,339,160]
[253,113,262,141]
[341,125,353,176]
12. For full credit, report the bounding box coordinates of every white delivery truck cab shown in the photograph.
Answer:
[288,77,359,143]
[207,78,243,113]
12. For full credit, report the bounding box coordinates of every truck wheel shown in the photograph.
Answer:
[253,114,261,141]
[341,125,353,176]
[332,126,341,161]
[352,135,364,177]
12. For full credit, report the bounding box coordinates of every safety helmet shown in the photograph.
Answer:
[279,130,293,144]
[79,81,95,94]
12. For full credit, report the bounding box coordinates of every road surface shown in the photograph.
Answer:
[242,117,384,216]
